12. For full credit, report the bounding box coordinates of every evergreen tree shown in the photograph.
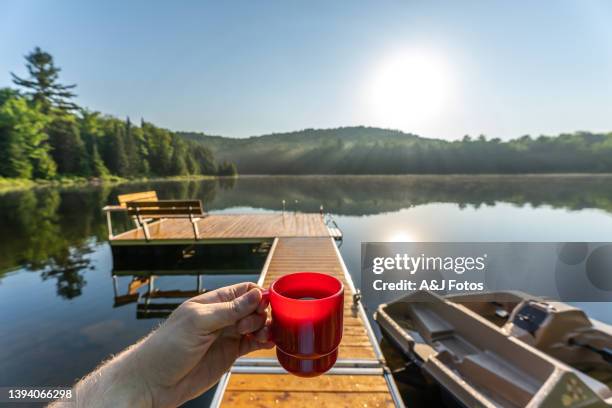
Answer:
[217,161,238,176]
[170,137,188,175]
[48,117,87,175]
[124,117,144,175]
[142,121,173,175]
[90,143,109,177]
[104,122,129,176]
[192,144,216,174]
[79,110,109,177]
[11,47,78,112]
[186,153,199,174]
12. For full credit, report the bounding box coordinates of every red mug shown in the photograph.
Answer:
[262,272,344,377]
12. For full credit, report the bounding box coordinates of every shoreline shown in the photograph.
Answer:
[0,175,223,194]
[2,172,612,194]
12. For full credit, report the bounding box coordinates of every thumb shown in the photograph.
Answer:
[204,288,261,332]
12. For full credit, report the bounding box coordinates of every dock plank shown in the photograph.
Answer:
[111,214,332,242]
[226,373,390,392]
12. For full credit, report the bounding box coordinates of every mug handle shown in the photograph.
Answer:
[245,288,273,342]
[257,289,270,314]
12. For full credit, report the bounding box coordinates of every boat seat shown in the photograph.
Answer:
[458,351,539,407]
[410,304,454,342]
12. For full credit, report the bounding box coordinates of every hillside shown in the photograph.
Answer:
[179,127,435,174]
[178,127,612,175]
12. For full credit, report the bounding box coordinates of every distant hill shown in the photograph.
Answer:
[178,127,433,174]
[178,127,612,174]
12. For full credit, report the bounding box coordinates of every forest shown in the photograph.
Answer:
[181,127,612,174]
[0,47,236,182]
[4,47,612,180]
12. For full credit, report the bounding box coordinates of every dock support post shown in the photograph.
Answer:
[112,275,118,297]
[106,210,114,240]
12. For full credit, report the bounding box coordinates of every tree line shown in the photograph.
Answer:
[183,127,612,175]
[0,47,237,181]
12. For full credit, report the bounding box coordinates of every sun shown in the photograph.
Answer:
[367,50,453,131]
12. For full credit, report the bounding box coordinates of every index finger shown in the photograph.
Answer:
[189,282,261,305]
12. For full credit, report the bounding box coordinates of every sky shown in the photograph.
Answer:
[1,1,611,140]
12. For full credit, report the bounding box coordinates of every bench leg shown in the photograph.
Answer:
[136,216,151,241]
[191,219,199,240]
[142,221,150,241]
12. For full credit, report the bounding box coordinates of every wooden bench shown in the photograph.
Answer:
[103,191,206,241]
[118,191,159,228]
[103,191,160,239]
[118,191,159,207]
[126,200,205,241]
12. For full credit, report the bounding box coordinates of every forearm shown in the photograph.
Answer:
[51,340,153,408]
[48,284,268,408]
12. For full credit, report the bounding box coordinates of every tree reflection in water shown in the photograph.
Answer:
[2,175,612,299]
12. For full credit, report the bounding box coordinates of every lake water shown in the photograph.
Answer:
[2,175,612,406]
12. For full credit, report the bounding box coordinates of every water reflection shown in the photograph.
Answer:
[2,175,612,298]
[1,175,612,401]
[112,273,205,319]
[111,243,268,319]
[41,245,92,299]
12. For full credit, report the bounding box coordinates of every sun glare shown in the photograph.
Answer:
[387,231,416,242]
[367,50,453,131]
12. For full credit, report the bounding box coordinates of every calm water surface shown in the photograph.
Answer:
[2,175,612,406]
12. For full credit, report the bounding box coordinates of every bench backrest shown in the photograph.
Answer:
[126,200,204,217]
[118,191,158,208]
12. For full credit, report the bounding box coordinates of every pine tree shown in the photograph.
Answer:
[170,137,188,175]
[79,110,109,177]
[192,145,216,174]
[105,122,129,176]
[48,117,87,175]
[186,154,199,174]
[11,47,78,113]
[217,161,238,176]
[124,117,144,175]
[90,144,109,177]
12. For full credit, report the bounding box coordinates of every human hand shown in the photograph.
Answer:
[71,282,272,408]
[137,282,273,407]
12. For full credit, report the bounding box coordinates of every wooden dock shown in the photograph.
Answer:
[110,213,340,244]
[106,210,401,407]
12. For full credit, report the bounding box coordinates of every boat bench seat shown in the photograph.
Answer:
[458,351,539,407]
[410,304,455,342]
